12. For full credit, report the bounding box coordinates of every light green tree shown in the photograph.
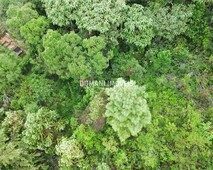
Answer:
[41,0,81,26]
[0,129,37,170]
[76,0,127,34]
[105,78,151,142]
[0,109,37,170]
[121,4,154,48]
[55,137,84,168]
[0,0,28,19]
[41,0,127,44]
[6,3,38,37]
[41,0,126,33]
[22,108,65,153]
[97,163,110,170]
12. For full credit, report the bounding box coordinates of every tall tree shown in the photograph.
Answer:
[6,3,38,37]
[20,16,50,51]
[152,4,192,40]
[41,30,113,80]
[105,78,151,142]
[121,4,154,48]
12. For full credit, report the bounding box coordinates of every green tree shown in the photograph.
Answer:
[11,74,55,109]
[105,78,151,142]
[22,107,65,153]
[55,137,84,168]
[111,52,145,83]
[150,50,172,74]
[73,124,104,153]
[20,16,50,51]
[41,0,127,44]
[0,0,28,19]
[41,0,126,33]
[76,0,127,34]
[122,4,154,48]
[152,4,192,40]
[97,163,110,170]
[0,109,37,170]
[6,3,38,37]
[41,0,81,26]
[41,30,112,80]
[0,130,37,170]
[0,47,22,94]
[186,2,211,48]
[147,88,213,169]
[79,90,106,131]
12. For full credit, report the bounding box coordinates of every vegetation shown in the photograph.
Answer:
[105,78,151,142]
[0,0,212,169]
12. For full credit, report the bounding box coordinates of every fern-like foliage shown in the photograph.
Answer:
[105,78,151,142]
[55,137,84,168]
[22,108,65,153]
[0,109,37,170]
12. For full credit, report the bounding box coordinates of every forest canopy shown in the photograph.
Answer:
[0,0,212,169]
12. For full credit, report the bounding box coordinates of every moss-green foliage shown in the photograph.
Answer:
[74,125,104,153]
[0,47,22,94]
[11,74,55,109]
[0,49,21,85]
[150,50,172,74]
[11,74,84,116]
[41,0,81,27]
[186,2,211,48]
[105,78,151,142]
[101,88,212,169]
[111,52,145,81]
[0,0,212,169]
[146,89,213,169]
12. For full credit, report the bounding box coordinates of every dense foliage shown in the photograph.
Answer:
[0,0,212,169]
[105,78,151,142]
[122,4,154,48]
[41,30,112,80]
